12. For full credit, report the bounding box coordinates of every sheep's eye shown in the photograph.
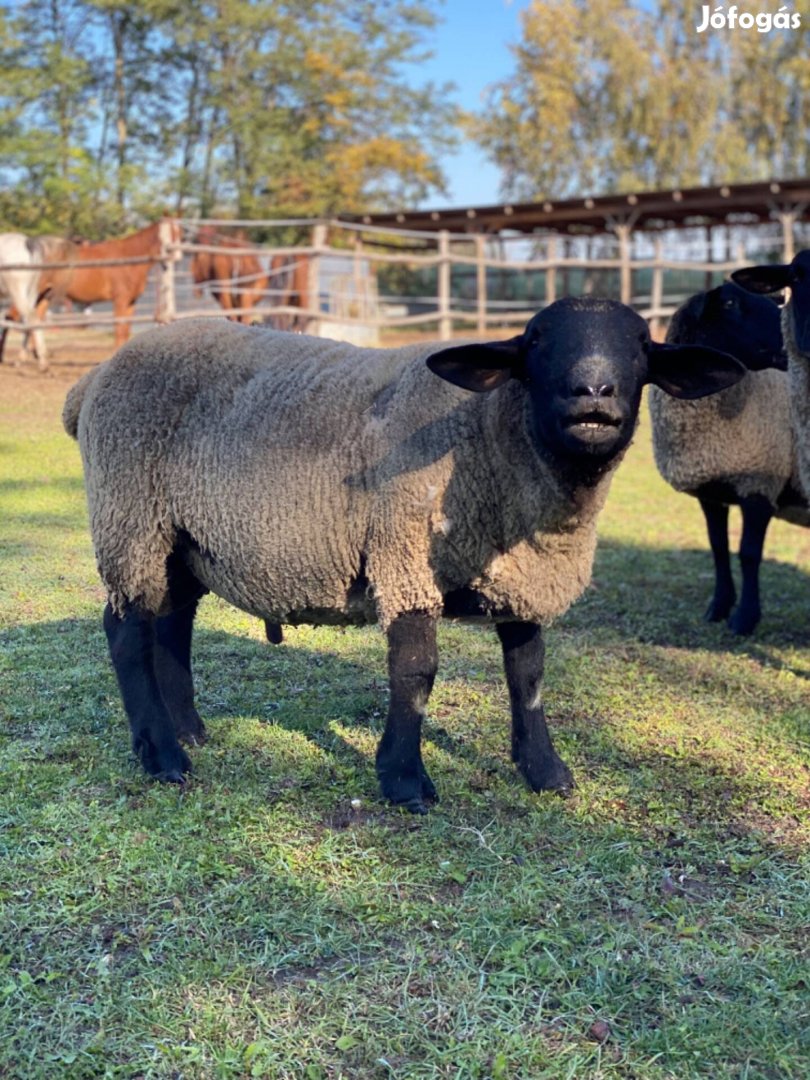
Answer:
[723,299,736,309]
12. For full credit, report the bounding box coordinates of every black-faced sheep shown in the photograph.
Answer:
[63,300,743,812]
[733,250,810,501]
[649,282,809,634]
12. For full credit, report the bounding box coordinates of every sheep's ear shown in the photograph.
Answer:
[647,342,746,400]
[731,264,791,295]
[426,336,524,392]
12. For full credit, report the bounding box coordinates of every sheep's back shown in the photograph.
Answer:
[648,370,794,507]
[74,320,450,619]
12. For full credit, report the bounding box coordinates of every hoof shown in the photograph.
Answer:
[727,607,760,636]
[704,596,734,623]
[136,736,192,783]
[517,754,575,797]
[174,712,208,746]
[264,621,284,645]
[378,763,438,813]
[157,767,188,784]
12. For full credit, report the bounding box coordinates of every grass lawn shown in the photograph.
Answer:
[1,338,809,1079]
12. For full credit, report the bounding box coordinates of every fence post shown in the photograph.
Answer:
[475,234,487,335]
[307,222,327,334]
[650,236,663,339]
[545,235,557,306]
[615,223,632,304]
[438,230,451,340]
[157,219,177,323]
[353,234,365,321]
[779,207,797,263]
[704,225,714,291]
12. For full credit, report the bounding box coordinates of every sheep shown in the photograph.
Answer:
[649,282,809,635]
[63,300,743,812]
[732,250,810,500]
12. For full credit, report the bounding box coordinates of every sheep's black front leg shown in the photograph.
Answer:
[729,494,772,635]
[103,602,191,782]
[376,612,439,814]
[154,599,207,745]
[496,621,573,795]
[700,499,736,622]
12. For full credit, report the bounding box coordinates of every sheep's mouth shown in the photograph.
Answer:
[562,411,622,439]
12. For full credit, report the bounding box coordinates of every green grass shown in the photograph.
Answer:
[1,374,809,1079]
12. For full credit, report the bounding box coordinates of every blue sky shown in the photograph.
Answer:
[411,0,532,209]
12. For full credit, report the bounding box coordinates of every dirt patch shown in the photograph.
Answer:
[0,329,114,426]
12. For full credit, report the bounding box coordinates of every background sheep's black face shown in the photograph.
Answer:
[681,283,786,371]
[733,249,810,354]
[522,299,649,463]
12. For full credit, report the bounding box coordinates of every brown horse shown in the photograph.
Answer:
[37,219,181,348]
[267,252,312,331]
[191,226,268,324]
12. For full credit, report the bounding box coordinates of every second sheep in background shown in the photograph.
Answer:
[649,282,809,635]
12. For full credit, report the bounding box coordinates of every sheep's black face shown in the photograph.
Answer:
[733,250,810,355]
[427,297,745,473]
[520,299,648,464]
[675,283,786,371]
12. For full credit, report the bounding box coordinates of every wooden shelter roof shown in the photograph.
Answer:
[344,178,810,237]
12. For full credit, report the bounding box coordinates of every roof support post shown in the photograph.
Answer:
[704,225,714,291]
[650,236,664,339]
[613,221,633,305]
[545,235,557,306]
[779,207,797,263]
[475,234,487,335]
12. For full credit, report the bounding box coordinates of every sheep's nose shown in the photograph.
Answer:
[571,382,615,398]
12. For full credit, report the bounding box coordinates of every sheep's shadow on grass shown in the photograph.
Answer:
[2,608,806,849]
[570,538,810,661]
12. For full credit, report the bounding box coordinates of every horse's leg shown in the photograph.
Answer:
[0,304,15,363]
[113,300,135,348]
[32,327,48,372]
[220,287,237,322]
[4,301,30,366]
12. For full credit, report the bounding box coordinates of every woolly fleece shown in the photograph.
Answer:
[781,302,810,501]
[64,319,618,631]
[649,308,809,524]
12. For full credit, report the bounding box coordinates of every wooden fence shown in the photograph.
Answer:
[1,216,805,347]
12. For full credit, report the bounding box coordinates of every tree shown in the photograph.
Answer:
[471,0,810,200]
[160,0,457,218]
[0,0,103,233]
[0,0,458,231]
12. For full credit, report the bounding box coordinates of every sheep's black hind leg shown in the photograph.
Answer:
[497,621,573,795]
[154,599,207,745]
[700,499,736,622]
[376,612,439,814]
[728,495,772,636]
[103,602,191,782]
